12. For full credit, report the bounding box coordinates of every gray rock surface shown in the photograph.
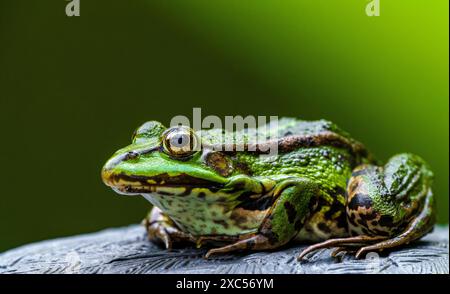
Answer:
[0,225,448,274]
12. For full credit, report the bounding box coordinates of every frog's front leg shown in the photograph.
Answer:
[298,153,435,260]
[205,178,319,258]
[143,207,195,249]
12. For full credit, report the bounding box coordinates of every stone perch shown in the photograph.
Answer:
[0,225,448,274]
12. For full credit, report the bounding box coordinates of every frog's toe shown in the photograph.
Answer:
[160,232,172,250]
[204,248,221,259]
[355,247,372,259]
[144,207,195,249]
[145,220,173,249]
[330,247,349,258]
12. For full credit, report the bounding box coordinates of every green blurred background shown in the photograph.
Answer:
[0,0,448,252]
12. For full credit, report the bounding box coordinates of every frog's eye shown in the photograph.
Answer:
[162,126,199,158]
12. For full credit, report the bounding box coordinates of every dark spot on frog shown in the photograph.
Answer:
[157,191,175,196]
[378,215,394,227]
[236,193,274,211]
[262,229,279,245]
[177,187,194,197]
[324,188,346,221]
[205,152,233,177]
[331,186,347,200]
[348,213,358,226]
[317,222,331,234]
[198,192,206,199]
[234,161,252,176]
[372,228,390,237]
[213,219,229,229]
[230,213,247,226]
[335,213,347,229]
[304,225,314,233]
[315,197,331,213]
[357,217,368,228]
[308,197,319,212]
[283,202,297,223]
[246,238,256,249]
[348,193,372,210]
[217,197,228,203]
[294,219,303,230]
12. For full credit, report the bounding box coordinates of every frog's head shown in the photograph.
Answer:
[101,121,245,197]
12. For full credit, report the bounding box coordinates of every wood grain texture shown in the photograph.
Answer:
[0,225,448,274]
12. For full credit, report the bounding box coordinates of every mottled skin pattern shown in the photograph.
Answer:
[101,118,435,260]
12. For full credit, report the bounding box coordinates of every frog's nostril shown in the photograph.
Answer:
[125,151,139,160]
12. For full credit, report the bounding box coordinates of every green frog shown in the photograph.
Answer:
[101,118,435,260]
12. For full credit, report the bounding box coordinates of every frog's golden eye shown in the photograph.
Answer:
[162,126,199,158]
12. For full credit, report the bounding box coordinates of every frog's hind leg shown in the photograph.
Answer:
[206,178,319,258]
[298,153,435,260]
[143,207,195,249]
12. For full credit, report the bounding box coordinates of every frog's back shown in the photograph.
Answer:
[264,118,369,160]
[268,117,349,138]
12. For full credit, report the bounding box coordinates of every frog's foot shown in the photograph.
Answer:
[353,208,435,259]
[297,235,386,260]
[205,234,271,258]
[300,211,434,261]
[298,194,435,261]
[143,207,194,250]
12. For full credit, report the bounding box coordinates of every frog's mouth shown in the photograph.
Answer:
[101,170,226,195]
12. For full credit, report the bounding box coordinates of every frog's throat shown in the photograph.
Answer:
[102,171,225,195]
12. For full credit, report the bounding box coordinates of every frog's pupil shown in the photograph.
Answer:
[170,133,190,148]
